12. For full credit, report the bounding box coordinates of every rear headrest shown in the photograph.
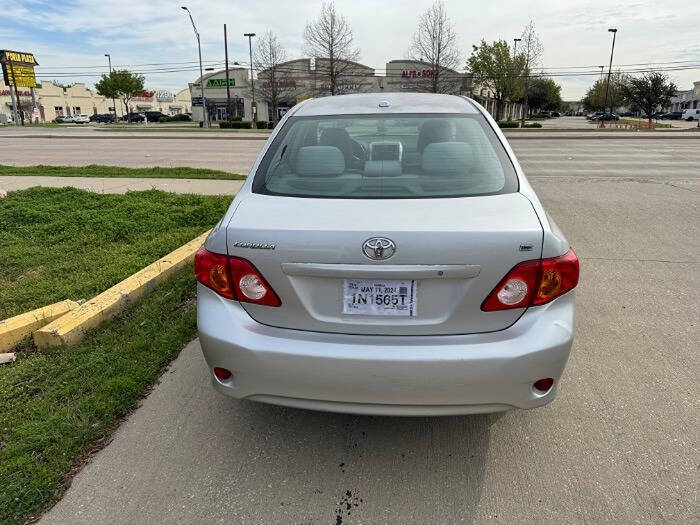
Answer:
[417,119,452,153]
[295,146,345,177]
[421,142,474,175]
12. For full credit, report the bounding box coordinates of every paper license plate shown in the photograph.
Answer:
[343,279,417,316]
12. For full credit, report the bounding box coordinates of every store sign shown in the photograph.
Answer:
[191,96,203,106]
[1,50,39,88]
[155,89,174,102]
[401,68,436,79]
[1,89,32,96]
[262,79,296,89]
[206,78,235,88]
[132,90,154,102]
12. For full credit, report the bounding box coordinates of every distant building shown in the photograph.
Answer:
[189,58,521,124]
[666,80,700,112]
[0,80,191,123]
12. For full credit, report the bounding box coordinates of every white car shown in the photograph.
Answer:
[682,108,699,121]
[72,114,90,124]
[196,93,579,416]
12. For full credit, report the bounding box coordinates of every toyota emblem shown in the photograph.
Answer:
[362,237,396,260]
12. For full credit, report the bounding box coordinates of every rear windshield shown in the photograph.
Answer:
[252,113,518,199]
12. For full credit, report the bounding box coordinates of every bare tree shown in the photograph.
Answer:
[303,1,361,96]
[254,31,295,124]
[519,21,543,126]
[408,0,461,93]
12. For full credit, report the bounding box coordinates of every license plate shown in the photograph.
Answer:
[343,279,417,316]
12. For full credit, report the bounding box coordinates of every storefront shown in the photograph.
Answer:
[189,58,517,124]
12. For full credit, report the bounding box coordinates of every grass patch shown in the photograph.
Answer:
[0,187,231,319]
[0,187,231,523]
[0,164,244,180]
[0,268,200,524]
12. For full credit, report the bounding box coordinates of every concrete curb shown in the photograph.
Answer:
[0,299,80,352]
[33,230,211,349]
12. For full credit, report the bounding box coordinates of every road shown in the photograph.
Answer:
[6,133,696,524]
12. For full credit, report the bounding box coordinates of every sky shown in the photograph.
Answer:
[1,0,699,100]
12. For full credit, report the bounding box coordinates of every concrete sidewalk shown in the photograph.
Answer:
[0,176,244,195]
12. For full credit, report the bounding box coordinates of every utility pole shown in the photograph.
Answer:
[224,24,233,122]
[603,28,618,117]
[104,54,117,121]
[244,32,256,126]
[182,6,208,127]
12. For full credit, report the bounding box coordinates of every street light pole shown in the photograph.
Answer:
[244,32,256,126]
[182,6,208,128]
[513,38,521,121]
[104,54,117,121]
[224,24,233,122]
[603,28,617,117]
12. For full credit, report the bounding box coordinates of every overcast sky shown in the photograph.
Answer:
[2,0,699,99]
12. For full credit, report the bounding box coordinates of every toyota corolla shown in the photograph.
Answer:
[195,93,579,416]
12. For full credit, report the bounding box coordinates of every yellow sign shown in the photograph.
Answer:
[2,51,38,66]
[5,64,37,87]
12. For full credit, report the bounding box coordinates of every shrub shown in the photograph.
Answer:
[497,121,520,128]
[218,121,252,129]
[158,114,191,123]
[522,122,542,128]
[256,120,268,129]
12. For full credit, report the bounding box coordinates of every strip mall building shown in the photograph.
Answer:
[0,79,191,124]
[189,59,522,124]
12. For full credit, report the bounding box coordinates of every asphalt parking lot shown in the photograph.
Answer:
[5,132,697,524]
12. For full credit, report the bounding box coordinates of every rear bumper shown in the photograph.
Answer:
[197,284,575,416]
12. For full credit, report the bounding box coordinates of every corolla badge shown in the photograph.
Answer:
[362,237,396,260]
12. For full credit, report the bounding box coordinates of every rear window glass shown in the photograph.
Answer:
[252,113,517,199]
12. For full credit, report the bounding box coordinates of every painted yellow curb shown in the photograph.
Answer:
[0,299,80,352]
[34,229,211,349]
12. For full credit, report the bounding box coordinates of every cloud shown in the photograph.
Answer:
[2,0,699,97]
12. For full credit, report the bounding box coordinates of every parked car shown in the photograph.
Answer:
[682,108,700,121]
[591,113,620,121]
[531,111,551,118]
[125,112,146,123]
[549,111,561,117]
[144,110,164,122]
[195,93,580,416]
[586,111,605,120]
[90,113,116,123]
[72,114,90,124]
[661,111,683,120]
[53,115,75,123]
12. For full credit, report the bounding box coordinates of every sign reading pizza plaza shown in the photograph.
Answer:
[0,50,39,88]
[206,78,235,88]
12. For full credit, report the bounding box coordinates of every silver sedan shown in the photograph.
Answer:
[196,93,579,416]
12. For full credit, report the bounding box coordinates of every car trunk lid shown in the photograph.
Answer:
[226,192,542,335]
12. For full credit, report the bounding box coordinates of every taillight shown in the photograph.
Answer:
[194,247,281,306]
[481,249,579,311]
[194,247,234,299]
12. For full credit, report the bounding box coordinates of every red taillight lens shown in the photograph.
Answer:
[194,247,234,299]
[194,248,280,306]
[481,249,579,311]
[213,367,232,380]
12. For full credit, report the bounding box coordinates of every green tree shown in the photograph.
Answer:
[620,72,677,126]
[95,69,145,117]
[581,73,626,113]
[467,39,524,120]
[528,77,562,112]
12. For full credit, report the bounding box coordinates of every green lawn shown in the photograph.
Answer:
[0,164,245,180]
[0,187,231,523]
